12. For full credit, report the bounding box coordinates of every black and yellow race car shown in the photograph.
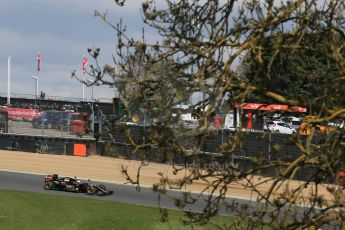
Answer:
[44,174,113,196]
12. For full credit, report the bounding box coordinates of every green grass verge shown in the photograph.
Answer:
[0,189,229,230]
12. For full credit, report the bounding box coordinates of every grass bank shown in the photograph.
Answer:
[0,189,232,230]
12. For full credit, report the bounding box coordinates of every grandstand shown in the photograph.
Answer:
[0,94,114,116]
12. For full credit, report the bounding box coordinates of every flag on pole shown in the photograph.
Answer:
[36,50,41,72]
[82,56,88,75]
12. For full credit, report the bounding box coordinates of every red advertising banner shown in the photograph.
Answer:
[0,107,41,121]
[232,103,307,113]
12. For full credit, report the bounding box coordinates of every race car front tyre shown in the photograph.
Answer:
[96,190,104,196]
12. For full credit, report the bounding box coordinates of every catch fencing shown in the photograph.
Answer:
[4,120,92,138]
[0,120,339,183]
[0,120,95,156]
[0,132,94,156]
[99,124,338,183]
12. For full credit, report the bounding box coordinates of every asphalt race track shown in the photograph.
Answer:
[1,169,321,228]
[0,170,258,216]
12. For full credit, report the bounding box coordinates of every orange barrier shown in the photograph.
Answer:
[73,144,87,157]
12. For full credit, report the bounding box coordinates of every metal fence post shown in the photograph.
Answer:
[268,132,272,161]
[221,128,224,145]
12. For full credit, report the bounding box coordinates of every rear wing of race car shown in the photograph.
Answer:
[45,174,58,181]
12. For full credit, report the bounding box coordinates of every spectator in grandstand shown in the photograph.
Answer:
[40,91,46,100]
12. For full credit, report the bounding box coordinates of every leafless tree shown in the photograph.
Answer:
[75,0,345,229]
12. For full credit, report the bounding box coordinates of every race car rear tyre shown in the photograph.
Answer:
[44,181,53,190]
[86,186,95,195]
